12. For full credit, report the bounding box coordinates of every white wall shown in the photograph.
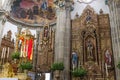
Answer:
[71,0,110,19]
[2,22,36,40]
[2,22,17,40]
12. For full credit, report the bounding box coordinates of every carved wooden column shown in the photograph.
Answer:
[15,26,22,52]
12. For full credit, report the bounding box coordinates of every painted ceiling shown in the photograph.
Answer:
[10,0,56,25]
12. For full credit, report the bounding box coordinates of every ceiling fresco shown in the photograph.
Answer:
[10,0,56,25]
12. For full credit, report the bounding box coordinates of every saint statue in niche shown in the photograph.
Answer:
[105,50,112,66]
[86,39,93,58]
[72,52,78,70]
[44,26,49,38]
[86,10,92,23]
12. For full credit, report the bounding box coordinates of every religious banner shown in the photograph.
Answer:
[27,39,33,60]
[19,29,35,60]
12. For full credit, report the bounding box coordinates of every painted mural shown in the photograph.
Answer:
[10,0,55,24]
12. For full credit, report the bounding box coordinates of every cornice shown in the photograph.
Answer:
[6,15,56,29]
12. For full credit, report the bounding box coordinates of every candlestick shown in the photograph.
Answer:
[3,47,6,64]
[20,45,23,57]
[3,47,6,59]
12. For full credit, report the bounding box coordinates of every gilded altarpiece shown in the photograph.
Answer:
[72,6,115,80]
[37,25,55,72]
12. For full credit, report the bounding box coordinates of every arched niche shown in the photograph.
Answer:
[81,24,99,64]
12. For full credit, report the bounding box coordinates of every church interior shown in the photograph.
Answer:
[0,0,120,80]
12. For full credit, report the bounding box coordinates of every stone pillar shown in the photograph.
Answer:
[0,14,6,47]
[0,0,2,8]
[108,0,120,80]
[55,8,66,63]
[64,2,71,80]
[113,2,120,80]
[54,1,71,80]
[2,0,11,11]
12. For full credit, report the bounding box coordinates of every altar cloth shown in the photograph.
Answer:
[0,78,18,80]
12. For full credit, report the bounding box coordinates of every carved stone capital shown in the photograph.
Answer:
[17,26,22,32]
[54,0,66,9]
[54,0,74,12]
[66,1,74,11]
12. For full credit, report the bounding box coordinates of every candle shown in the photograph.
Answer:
[7,47,9,58]
[1,48,4,59]
[3,47,6,59]
[20,45,23,57]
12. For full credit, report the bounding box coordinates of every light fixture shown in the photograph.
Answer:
[78,0,94,4]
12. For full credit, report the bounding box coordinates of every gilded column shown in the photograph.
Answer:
[15,26,22,52]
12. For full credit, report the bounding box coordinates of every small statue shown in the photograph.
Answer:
[72,52,78,70]
[86,39,93,58]
[44,26,49,38]
[105,50,112,66]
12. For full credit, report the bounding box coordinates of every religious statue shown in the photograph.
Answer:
[86,10,92,23]
[44,26,49,38]
[18,29,35,60]
[86,39,93,58]
[105,50,112,66]
[72,52,78,70]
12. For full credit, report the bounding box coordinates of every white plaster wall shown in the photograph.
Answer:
[2,22,17,40]
[2,22,36,40]
[71,0,110,19]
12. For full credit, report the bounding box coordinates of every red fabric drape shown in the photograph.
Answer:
[27,39,33,60]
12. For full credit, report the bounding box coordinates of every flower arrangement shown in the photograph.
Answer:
[19,61,33,70]
[51,62,64,71]
[11,52,20,60]
[72,68,87,77]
